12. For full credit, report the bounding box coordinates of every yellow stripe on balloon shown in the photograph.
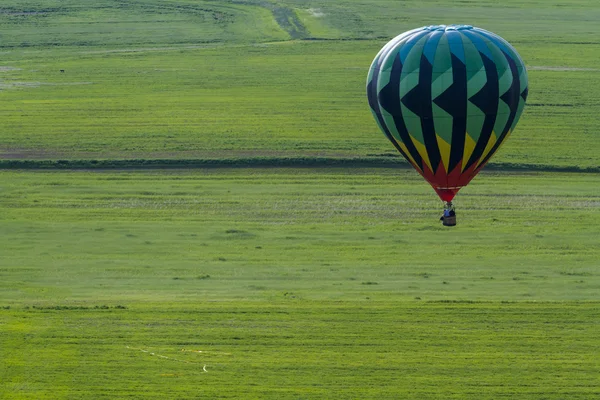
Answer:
[436,134,451,173]
[462,134,477,171]
[398,142,421,172]
[410,137,434,173]
[477,131,499,168]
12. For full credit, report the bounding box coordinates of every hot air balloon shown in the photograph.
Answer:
[367,25,528,226]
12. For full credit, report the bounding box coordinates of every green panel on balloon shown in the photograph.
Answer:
[376,69,392,95]
[432,34,452,73]
[380,108,405,145]
[511,98,527,132]
[379,47,401,73]
[485,40,510,81]
[466,102,486,143]
[431,68,453,100]
[401,106,425,145]
[400,71,420,98]
[519,67,528,93]
[497,68,514,99]
[494,105,511,136]
[432,104,453,144]
[461,33,484,77]
[466,66,487,99]
[402,39,427,75]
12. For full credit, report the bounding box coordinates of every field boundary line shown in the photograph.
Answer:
[0,158,598,173]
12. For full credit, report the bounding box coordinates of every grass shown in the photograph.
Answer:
[2,302,599,399]
[1,0,599,168]
[0,0,289,47]
[1,169,600,398]
[1,168,599,304]
[2,0,600,398]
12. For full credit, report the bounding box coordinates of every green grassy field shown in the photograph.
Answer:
[3,302,599,399]
[1,169,600,303]
[2,0,600,398]
[1,0,599,167]
[1,169,600,398]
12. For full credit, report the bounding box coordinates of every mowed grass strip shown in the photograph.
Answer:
[1,168,599,304]
[1,302,599,399]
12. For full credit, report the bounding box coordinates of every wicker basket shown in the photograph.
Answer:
[442,215,456,226]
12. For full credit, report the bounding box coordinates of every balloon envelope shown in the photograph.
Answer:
[367,25,528,202]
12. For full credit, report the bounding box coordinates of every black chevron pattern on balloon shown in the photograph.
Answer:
[398,53,440,172]
[463,52,499,171]
[469,60,499,117]
[432,56,467,118]
[418,54,441,173]
[368,86,410,160]
[378,54,424,169]
[366,72,380,114]
[400,60,433,119]
[479,51,521,167]
[500,63,522,118]
[521,86,528,102]
[378,60,402,117]
[367,63,413,162]
[432,53,467,173]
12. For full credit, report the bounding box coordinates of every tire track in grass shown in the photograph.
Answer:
[233,0,308,39]
[270,4,307,39]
